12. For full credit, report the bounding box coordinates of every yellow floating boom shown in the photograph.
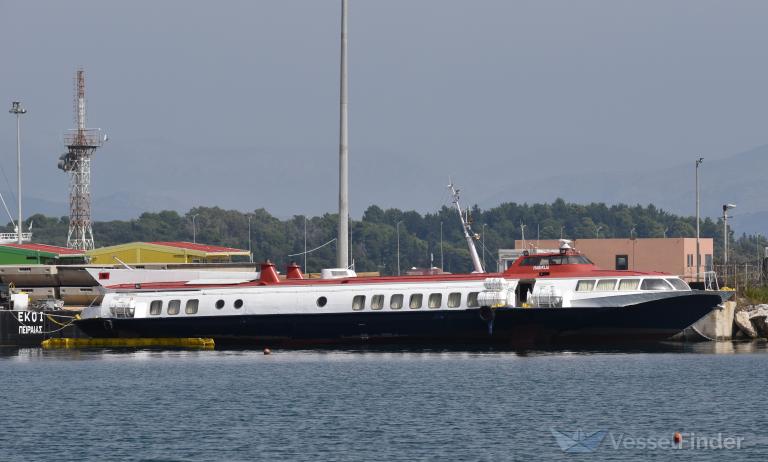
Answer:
[41,337,215,349]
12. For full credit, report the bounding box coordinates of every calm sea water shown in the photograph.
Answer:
[2,342,768,461]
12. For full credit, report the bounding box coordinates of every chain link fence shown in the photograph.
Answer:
[714,263,767,289]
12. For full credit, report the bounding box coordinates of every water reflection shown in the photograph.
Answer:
[1,340,766,362]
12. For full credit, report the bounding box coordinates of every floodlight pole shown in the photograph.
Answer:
[9,102,27,244]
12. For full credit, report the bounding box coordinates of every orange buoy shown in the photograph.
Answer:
[673,432,682,444]
[263,348,272,355]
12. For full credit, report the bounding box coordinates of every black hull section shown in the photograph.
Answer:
[76,292,723,347]
[1,310,86,348]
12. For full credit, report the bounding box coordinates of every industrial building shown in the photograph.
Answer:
[86,241,250,264]
[500,238,714,282]
[0,243,86,265]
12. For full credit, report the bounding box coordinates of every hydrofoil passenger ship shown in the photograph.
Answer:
[76,241,728,347]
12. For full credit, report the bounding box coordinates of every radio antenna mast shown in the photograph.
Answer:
[58,69,105,250]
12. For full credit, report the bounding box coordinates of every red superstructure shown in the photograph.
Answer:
[502,248,667,278]
[103,246,666,292]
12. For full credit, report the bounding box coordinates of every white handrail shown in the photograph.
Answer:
[0,232,32,243]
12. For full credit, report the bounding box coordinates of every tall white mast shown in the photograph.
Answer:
[336,0,349,269]
[449,182,484,273]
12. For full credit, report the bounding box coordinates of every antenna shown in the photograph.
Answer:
[448,182,484,273]
[58,69,105,250]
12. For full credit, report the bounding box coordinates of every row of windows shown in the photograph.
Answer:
[575,278,689,293]
[149,298,243,315]
[349,292,479,311]
[520,255,593,266]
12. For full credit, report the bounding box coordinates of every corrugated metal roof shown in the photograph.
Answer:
[1,243,85,256]
[149,241,249,254]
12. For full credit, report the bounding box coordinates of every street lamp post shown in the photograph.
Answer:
[695,157,703,282]
[396,220,403,276]
[9,102,27,244]
[191,214,199,243]
[439,220,443,271]
[723,203,736,266]
[481,224,487,270]
[595,225,602,239]
[247,214,253,263]
[304,216,308,273]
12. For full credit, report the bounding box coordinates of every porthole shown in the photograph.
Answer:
[234,299,243,309]
[317,296,327,307]
[215,299,225,309]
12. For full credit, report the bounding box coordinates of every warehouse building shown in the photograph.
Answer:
[0,243,86,265]
[86,241,250,264]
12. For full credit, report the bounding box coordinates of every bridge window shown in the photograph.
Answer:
[666,278,690,291]
[149,300,162,315]
[520,256,542,266]
[168,299,181,315]
[371,295,384,310]
[390,294,403,310]
[428,293,442,309]
[467,292,479,307]
[576,280,596,292]
[409,294,423,309]
[185,299,199,314]
[352,295,366,311]
[641,279,673,291]
[595,279,618,291]
[447,292,461,308]
[567,255,593,264]
[618,279,640,291]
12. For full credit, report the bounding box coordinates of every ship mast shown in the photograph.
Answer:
[448,182,484,273]
[336,0,349,269]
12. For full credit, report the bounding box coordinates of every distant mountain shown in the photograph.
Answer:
[478,144,768,235]
[92,191,187,221]
[0,192,67,221]
[6,144,766,235]
[2,190,186,223]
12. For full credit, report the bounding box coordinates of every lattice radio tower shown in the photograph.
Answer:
[58,69,105,250]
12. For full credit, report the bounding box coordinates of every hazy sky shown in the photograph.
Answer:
[2,0,767,220]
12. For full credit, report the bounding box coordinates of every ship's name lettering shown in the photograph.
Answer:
[16,311,43,323]
[16,312,44,334]
[533,265,550,270]
[18,325,43,335]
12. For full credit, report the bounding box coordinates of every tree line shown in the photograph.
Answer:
[8,198,766,275]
